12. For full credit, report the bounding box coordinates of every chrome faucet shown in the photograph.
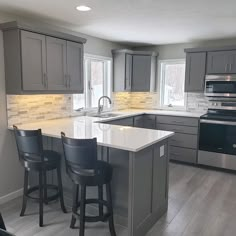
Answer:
[98,96,112,114]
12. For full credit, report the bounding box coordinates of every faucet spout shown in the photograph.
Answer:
[98,96,112,114]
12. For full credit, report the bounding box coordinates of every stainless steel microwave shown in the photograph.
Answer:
[205,75,236,98]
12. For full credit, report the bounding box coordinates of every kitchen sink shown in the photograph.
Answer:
[89,113,121,118]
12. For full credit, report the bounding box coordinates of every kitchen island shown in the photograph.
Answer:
[17,116,174,236]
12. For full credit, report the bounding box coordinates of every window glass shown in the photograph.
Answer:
[159,60,186,109]
[73,55,111,110]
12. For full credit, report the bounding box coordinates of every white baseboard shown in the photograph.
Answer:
[0,188,23,205]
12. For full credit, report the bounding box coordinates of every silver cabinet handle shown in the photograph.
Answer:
[43,73,46,87]
[45,74,48,88]
[230,63,232,71]
[69,75,71,88]
[225,64,228,72]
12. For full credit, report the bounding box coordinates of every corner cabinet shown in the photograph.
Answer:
[184,52,207,92]
[112,49,158,92]
[1,22,86,94]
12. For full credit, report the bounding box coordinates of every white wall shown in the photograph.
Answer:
[134,38,236,60]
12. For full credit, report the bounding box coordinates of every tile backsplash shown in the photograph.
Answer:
[7,92,212,126]
[7,94,76,126]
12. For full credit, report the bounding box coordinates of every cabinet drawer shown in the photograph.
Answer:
[170,133,198,149]
[156,115,199,127]
[169,146,197,164]
[156,123,198,135]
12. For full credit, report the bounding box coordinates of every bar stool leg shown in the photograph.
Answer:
[98,185,103,218]
[79,185,86,236]
[56,165,67,213]
[39,171,44,227]
[70,183,79,228]
[43,170,48,205]
[20,169,29,217]
[106,183,116,236]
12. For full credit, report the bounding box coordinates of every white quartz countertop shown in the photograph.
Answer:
[16,116,174,152]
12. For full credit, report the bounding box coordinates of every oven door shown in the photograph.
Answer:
[205,79,236,97]
[199,120,236,155]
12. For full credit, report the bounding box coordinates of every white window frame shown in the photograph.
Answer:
[158,59,187,111]
[73,54,112,111]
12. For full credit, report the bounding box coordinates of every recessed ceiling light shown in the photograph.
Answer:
[76,5,91,12]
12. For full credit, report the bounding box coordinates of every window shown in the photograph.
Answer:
[159,59,186,110]
[73,54,112,110]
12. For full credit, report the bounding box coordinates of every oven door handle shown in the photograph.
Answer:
[200,119,236,126]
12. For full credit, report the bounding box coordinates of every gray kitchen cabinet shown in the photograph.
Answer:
[143,114,156,129]
[156,115,199,164]
[206,50,236,74]
[1,21,86,94]
[112,49,158,92]
[133,115,144,128]
[66,41,83,92]
[21,30,47,91]
[132,55,152,92]
[152,141,168,211]
[46,36,67,90]
[125,54,132,91]
[103,117,134,127]
[185,52,206,92]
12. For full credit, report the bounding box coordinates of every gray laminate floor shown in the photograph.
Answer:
[1,163,236,236]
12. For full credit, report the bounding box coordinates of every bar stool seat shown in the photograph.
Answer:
[61,132,116,236]
[13,126,67,227]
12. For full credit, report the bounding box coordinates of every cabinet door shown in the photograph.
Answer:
[113,53,126,92]
[21,31,46,91]
[125,54,132,91]
[207,51,230,74]
[228,51,236,73]
[132,55,151,92]
[185,52,206,92]
[46,36,67,90]
[66,41,83,92]
[143,115,156,129]
[133,115,144,128]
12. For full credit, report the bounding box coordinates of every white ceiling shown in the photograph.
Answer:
[0,0,236,45]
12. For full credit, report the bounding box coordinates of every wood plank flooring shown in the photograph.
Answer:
[1,162,236,236]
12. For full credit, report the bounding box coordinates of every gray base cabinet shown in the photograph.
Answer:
[1,22,86,94]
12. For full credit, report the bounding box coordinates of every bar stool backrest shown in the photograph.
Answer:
[61,132,98,174]
[13,125,44,162]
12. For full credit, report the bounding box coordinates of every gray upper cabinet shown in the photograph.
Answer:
[66,41,83,92]
[21,31,47,91]
[207,51,231,74]
[1,21,86,94]
[132,55,151,92]
[46,37,67,90]
[185,52,206,92]
[112,49,158,92]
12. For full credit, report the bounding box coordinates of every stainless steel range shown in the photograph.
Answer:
[199,104,236,170]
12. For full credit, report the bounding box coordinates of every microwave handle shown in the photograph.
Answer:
[201,119,236,126]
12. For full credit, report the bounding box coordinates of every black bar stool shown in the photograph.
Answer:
[13,126,67,227]
[0,213,6,230]
[61,132,116,236]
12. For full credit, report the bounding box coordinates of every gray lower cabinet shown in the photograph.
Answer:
[185,52,206,92]
[133,115,144,128]
[104,117,134,127]
[156,115,199,164]
[112,49,158,92]
[133,114,156,129]
[2,25,85,94]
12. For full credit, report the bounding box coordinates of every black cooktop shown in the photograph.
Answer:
[201,109,236,122]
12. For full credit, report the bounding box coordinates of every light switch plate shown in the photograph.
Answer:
[160,145,165,157]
